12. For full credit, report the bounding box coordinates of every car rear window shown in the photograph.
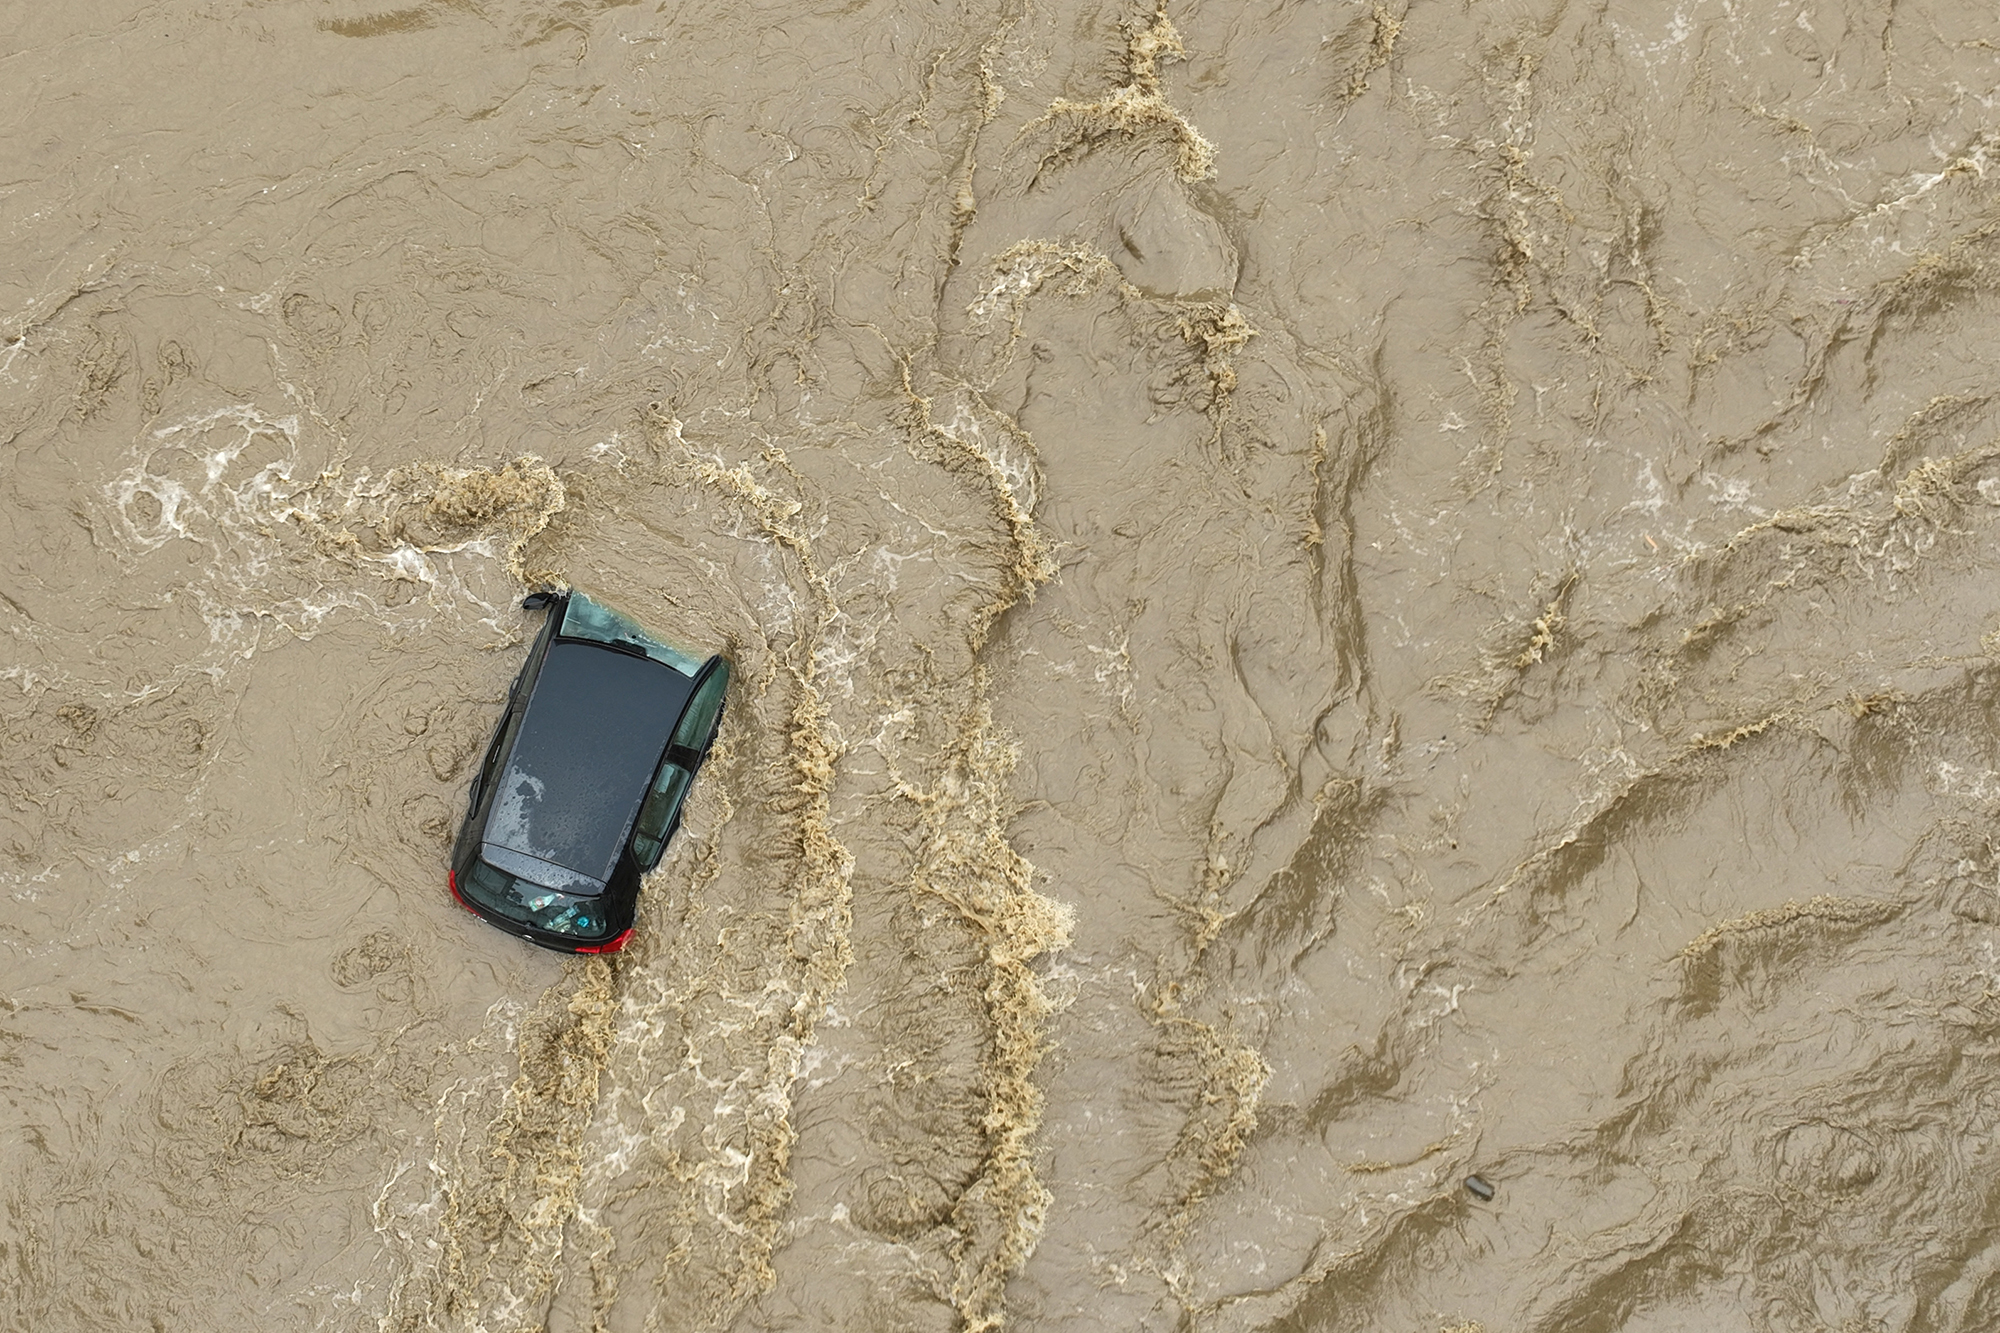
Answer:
[559,591,706,677]
[460,858,617,939]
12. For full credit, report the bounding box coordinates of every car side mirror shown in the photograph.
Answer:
[521,591,554,611]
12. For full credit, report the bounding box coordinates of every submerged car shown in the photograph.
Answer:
[448,588,729,954]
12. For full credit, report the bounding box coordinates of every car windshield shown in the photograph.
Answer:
[459,858,615,940]
[559,591,706,677]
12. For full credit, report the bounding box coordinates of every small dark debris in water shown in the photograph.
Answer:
[1464,1174,1495,1201]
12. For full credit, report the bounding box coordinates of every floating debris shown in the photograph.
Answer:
[1464,1174,1496,1202]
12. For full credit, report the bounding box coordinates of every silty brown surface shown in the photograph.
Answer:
[6,2,2000,1330]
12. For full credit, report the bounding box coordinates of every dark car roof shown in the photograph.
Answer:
[481,640,695,890]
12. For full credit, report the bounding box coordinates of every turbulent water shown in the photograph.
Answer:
[9,1,2000,1329]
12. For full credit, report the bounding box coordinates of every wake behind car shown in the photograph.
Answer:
[449,588,729,954]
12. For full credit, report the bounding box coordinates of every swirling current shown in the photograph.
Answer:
[8,2,2000,1330]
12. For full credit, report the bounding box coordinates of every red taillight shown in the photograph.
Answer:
[447,870,477,913]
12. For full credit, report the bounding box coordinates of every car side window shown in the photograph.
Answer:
[630,760,693,870]
[511,601,561,704]
[471,705,524,810]
[473,602,558,812]
[670,660,730,759]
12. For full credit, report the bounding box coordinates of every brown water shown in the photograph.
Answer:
[8,2,2000,1330]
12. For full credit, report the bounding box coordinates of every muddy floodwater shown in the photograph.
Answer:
[10,1,2000,1329]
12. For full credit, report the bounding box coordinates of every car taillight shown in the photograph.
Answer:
[447,870,476,912]
[575,928,633,955]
